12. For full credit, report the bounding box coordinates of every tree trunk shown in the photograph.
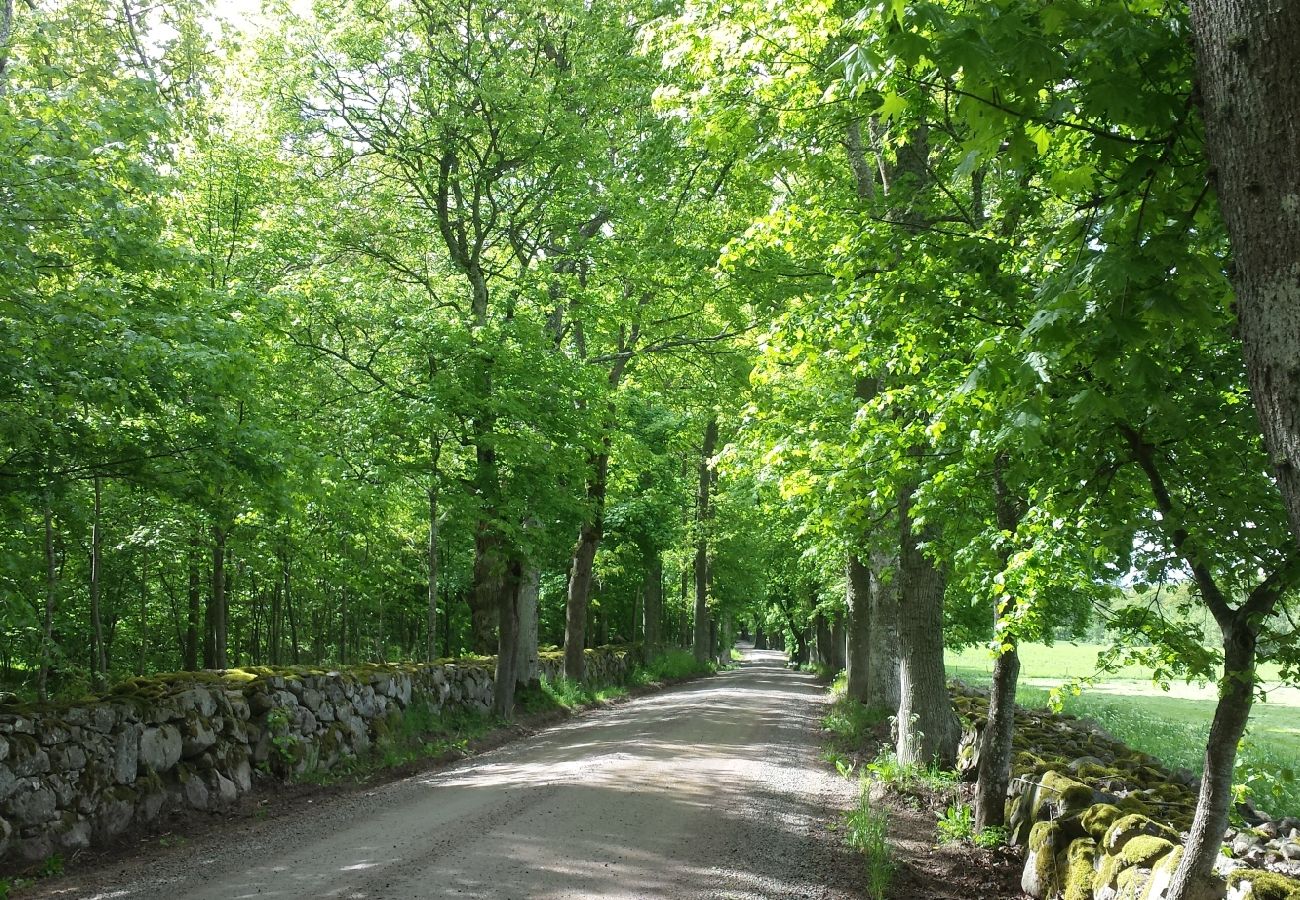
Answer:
[564,479,604,680]
[185,536,200,671]
[643,550,663,654]
[896,478,959,767]
[1189,0,1300,548]
[516,559,540,689]
[431,442,447,660]
[754,620,767,650]
[38,488,57,702]
[975,457,1025,830]
[692,417,718,664]
[814,611,832,668]
[89,475,106,687]
[1167,624,1258,900]
[830,612,845,672]
[493,558,524,718]
[867,547,901,711]
[211,527,228,669]
[845,554,872,701]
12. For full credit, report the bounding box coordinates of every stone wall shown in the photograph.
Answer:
[0,645,641,868]
[949,686,1300,900]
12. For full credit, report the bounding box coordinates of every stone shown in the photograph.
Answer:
[0,815,11,857]
[0,762,16,802]
[113,725,140,784]
[1283,842,1300,862]
[10,784,57,826]
[13,742,50,777]
[0,735,8,762]
[181,714,217,758]
[179,767,209,810]
[300,688,323,712]
[210,772,238,806]
[53,815,92,852]
[1022,821,1062,899]
[52,743,87,772]
[175,688,218,718]
[95,788,136,841]
[138,724,183,772]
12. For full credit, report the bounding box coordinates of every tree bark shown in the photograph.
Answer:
[38,488,57,702]
[493,558,524,718]
[693,416,718,664]
[1189,0,1300,548]
[844,554,872,701]
[185,534,200,671]
[211,527,228,669]
[975,457,1025,830]
[427,441,441,661]
[867,547,901,711]
[564,451,608,681]
[896,478,959,767]
[516,559,540,689]
[643,550,663,654]
[1167,625,1258,900]
[89,475,106,687]
[754,620,767,650]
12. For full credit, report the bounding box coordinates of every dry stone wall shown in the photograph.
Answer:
[950,685,1300,900]
[0,645,640,868]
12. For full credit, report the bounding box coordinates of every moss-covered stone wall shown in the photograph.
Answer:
[949,685,1300,900]
[0,644,641,868]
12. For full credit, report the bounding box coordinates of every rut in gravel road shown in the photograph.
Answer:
[45,648,868,900]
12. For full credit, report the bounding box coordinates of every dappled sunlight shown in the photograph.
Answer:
[78,647,864,900]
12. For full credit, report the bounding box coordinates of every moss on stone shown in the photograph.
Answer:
[1060,837,1097,900]
[1082,803,1122,842]
[1119,834,1174,868]
[1227,870,1300,900]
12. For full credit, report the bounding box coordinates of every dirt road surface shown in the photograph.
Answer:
[38,648,868,900]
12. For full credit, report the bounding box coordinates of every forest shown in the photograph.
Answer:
[3,1,1300,898]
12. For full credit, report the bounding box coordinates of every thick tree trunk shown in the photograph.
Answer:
[754,621,767,650]
[1167,625,1258,900]
[211,527,228,669]
[693,417,718,664]
[813,611,832,669]
[867,547,901,711]
[516,560,540,689]
[89,475,106,687]
[643,550,663,653]
[1189,0,1300,548]
[790,627,810,666]
[896,479,959,767]
[493,559,524,718]
[829,612,845,672]
[845,554,872,701]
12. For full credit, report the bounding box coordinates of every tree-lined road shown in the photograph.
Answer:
[50,651,865,900]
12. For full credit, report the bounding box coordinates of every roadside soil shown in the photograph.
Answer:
[19,650,873,899]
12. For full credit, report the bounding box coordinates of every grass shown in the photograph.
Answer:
[630,648,717,685]
[298,702,496,785]
[947,642,1300,817]
[843,781,894,900]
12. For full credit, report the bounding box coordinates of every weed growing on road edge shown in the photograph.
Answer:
[843,780,893,900]
[628,649,716,686]
[935,801,1006,847]
[866,750,959,799]
[822,695,889,749]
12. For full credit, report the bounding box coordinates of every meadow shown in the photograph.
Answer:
[946,642,1300,818]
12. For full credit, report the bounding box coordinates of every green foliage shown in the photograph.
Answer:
[866,749,958,797]
[935,801,976,844]
[629,650,717,685]
[843,783,894,900]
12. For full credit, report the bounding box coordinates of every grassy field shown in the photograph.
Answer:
[946,642,1300,817]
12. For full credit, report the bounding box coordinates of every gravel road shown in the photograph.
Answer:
[48,648,867,900]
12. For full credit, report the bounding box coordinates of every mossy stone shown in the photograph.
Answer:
[1059,836,1097,900]
[1227,870,1300,900]
[1119,834,1173,868]
[1082,803,1122,842]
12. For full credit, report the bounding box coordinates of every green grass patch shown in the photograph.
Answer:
[628,649,716,686]
[843,781,894,900]
[298,702,495,785]
[947,644,1300,817]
